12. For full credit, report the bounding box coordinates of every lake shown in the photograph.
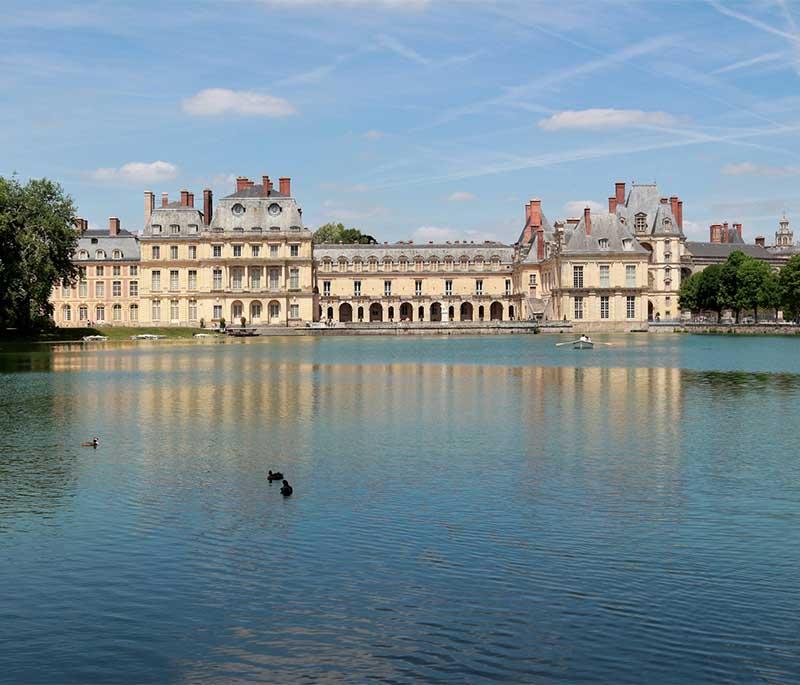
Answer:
[1,334,799,684]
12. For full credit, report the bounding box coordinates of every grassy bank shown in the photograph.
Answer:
[1,326,215,343]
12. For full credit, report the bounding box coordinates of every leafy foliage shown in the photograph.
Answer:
[0,176,78,331]
[313,222,376,245]
[778,255,800,321]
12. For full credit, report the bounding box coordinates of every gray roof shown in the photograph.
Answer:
[144,205,205,237]
[225,186,289,199]
[617,183,683,237]
[686,242,773,259]
[314,242,515,262]
[564,213,648,255]
[75,230,140,261]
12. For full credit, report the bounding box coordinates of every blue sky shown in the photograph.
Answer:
[2,0,799,244]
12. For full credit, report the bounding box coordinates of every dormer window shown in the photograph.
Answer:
[188,224,198,233]
[95,249,106,259]
[78,250,89,260]
[251,226,262,233]
[233,226,243,232]
[622,238,633,251]
[152,224,162,234]
[170,224,180,234]
[112,250,122,259]
[598,238,609,249]
[634,213,647,233]
[663,217,672,232]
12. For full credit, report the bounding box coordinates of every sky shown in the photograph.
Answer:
[2,0,800,244]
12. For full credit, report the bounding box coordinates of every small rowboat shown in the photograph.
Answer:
[82,335,108,342]
[556,335,612,350]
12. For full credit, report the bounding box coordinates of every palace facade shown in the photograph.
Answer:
[50,175,794,329]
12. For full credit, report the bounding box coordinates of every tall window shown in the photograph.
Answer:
[152,246,160,259]
[573,265,584,288]
[96,305,105,321]
[170,270,179,291]
[112,280,121,297]
[151,300,161,321]
[233,244,242,257]
[664,240,672,262]
[445,279,453,296]
[232,268,243,289]
[290,303,299,319]
[170,245,178,260]
[79,305,88,321]
[96,266,104,277]
[170,300,179,321]
[62,304,71,321]
[113,304,122,321]
[600,264,610,288]
[270,244,279,257]
[529,274,537,287]
[112,265,121,276]
[626,296,635,319]
[188,300,197,320]
[354,280,361,296]
[384,280,392,296]
[188,245,197,260]
[665,266,672,288]
[323,280,331,296]
[188,270,197,291]
[250,267,261,289]
[61,284,70,297]
[251,245,260,257]
[475,279,483,295]
[212,245,222,258]
[290,244,299,257]
[289,268,299,289]
[415,280,422,296]
[574,296,584,320]
[269,269,280,289]
[151,270,161,291]
[505,279,511,296]
[79,279,88,298]
[213,304,222,320]
[95,281,104,297]
[130,281,138,297]
[130,304,138,322]
[634,214,647,233]
[600,295,609,319]
[130,265,138,276]
[626,265,636,288]
[213,268,222,290]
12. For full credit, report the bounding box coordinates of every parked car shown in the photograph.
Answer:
[742,316,754,324]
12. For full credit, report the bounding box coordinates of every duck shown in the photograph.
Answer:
[280,480,293,496]
[81,437,99,448]
[268,470,284,482]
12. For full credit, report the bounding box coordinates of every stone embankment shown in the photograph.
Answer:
[672,322,800,335]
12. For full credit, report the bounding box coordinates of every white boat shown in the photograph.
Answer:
[82,335,108,342]
[555,335,610,350]
[130,334,165,340]
[192,333,215,338]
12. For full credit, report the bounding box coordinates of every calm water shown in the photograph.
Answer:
[1,334,800,684]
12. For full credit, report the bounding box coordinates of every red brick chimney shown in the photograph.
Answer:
[530,199,542,228]
[144,191,154,224]
[524,201,531,225]
[609,197,617,213]
[236,176,249,192]
[536,226,545,260]
[180,190,189,207]
[262,175,270,193]
[670,196,679,221]
[723,222,729,243]
[755,235,765,247]
[203,189,213,226]
[584,206,592,236]
[187,192,194,208]
[615,181,625,207]
[279,177,291,196]
[677,200,683,229]
[710,224,721,243]
[161,192,169,208]
[109,217,120,236]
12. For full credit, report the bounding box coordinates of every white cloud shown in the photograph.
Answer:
[411,225,497,243]
[563,200,605,216]
[90,161,178,184]
[448,191,475,202]
[722,162,800,176]
[182,88,295,117]
[539,108,678,131]
[364,130,385,139]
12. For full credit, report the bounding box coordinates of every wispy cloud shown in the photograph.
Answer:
[377,35,430,65]
[539,108,679,131]
[711,51,787,75]
[182,89,296,117]
[722,161,800,176]
[89,161,178,184]
[563,200,605,216]
[448,191,475,202]
[707,0,800,44]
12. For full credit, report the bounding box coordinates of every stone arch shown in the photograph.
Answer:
[388,306,395,321]
[478,305,485,321]
[460,302,473,321]
[268,300,281,323]
[357,306,364,322]
[231,300,244,321]
[648,300,655,321]
[400,302,413,321]
[339,303,353,323]
[250,300,263,322]
[490,301,503,321]
[448,305,455,321]
[369,302,383,322]
[418,305,425,321]
[509,304,515,320]
[326,306,334,320]
[431,302,442,322]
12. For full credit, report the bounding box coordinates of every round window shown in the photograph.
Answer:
[232,203,245,216]
[268,203,282,216]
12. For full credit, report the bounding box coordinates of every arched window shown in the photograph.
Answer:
[598,238,609,249]
[78,250,89,260]
[130,304,138,322]
[96,305,105,321]
[62,304,71,322]
[113,304,122,321]
[95,249,106,259]
[79,305,88,321]
[112,249,122,259]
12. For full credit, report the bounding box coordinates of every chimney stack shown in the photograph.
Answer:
[615,181,626,207]
[525,202,531,225]
[710,224,722,243]
[609,197,617,214]
[109,217,120,236]
[279,177,291,196]
[530,199,542,228]
[236,176,249,192]
[187,192,194,208]
[677,200,683,229]
[734,222,743,240]
[144,191,154,225]
[536,226,545,261]
[670,196,679,221]
[584,206,592,236]
[723,222,729,243]
[755,236,765,247]
[161,192,168,207]
[262,175,270,193]
[203,189,213,226]
[180,190,189,207]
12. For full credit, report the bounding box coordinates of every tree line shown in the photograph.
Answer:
[679,251,800,322]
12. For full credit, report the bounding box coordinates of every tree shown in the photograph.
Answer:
[779,254,800,321]
[735,258,771,322]
[0,175,77,331]
[696,264,724,321]
[678,271,701,314]
[313,222,376,245]
[758,269,781,321]
[719,250,748,322]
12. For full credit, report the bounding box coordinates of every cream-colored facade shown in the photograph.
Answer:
[51,178,695,330]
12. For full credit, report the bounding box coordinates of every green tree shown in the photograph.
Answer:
[758,269,781,321]
[779,254,800,321]
[696,264,724,321]
[313,222,376,245]
[0,176,77,331]
[719,250,748,322]
[678,271,701,314]
[736,258,771,322]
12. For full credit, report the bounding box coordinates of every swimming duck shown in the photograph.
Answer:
[81,437,99,448]
[280,480,293,496]
[268,470,284,482]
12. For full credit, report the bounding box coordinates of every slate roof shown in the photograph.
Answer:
[224,186,289,199]
[75,230,140,261]
[617,183,683,237]
[314,242,515,262]
[564,213,648,255]
[685,242,772,259]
